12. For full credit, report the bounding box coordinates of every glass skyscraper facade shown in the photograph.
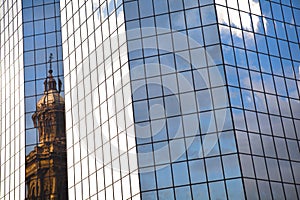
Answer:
[61,0,141,199]
[22,0,67,199]
[60,0,300,199]
[1,0,66,199]
[22,0,64,152]
[216,1,300,199]
[0,1,25,199]
[1,0,300,199]
[216,0,300,199]
[123,0,236,199]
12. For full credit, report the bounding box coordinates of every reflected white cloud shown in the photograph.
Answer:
[249,0,261,15]
[217,0,264,37]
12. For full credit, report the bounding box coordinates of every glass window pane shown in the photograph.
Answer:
[196,90,212,111]
[186,8,201,28]
[253,156,268,179]
[172,162,190,186]
[219,131,237,154]
[165,95,180,117]
[140,168,156,191]
[199,111,216,134]
[175,186,192,200]
[244,179,259,199]
[156,165,173,188]
[168,0,183,12]
[153,0,168,15]
[226,179,245,199]
[209,181,226,199]
[203,25,219,45]
[266,158,281,181]
[206,157,223,181]
[240,155,255,178]
[192,184,209,200]
[201,5,216,25]
[271,182,285,199]
[188,160,206,183]
[171,11,186,30]
[139,0,153,17]
[158,188,175,200]
[258,180,272,199]
[222,154,240,178]
[133,101,149,122]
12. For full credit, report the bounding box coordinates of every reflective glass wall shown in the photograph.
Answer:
[61,0,140,199]
[60,0,300,199]
[216,0,300,199]
[23,0,63,157]
[124,0,243,199]
[0,1,25,199]
[22,0,67,199]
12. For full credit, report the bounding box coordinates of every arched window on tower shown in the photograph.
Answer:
[45,119,52,133]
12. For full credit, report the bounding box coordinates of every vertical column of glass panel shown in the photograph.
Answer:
[0,1,25,199]
[22,0,67,199]
[23,0,64,150]
[61,0,140,199]
[216,0,300,199]
[124,0,239,199]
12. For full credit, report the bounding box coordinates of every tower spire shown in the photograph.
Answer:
[48,53,53,75]
[44,53,57,92]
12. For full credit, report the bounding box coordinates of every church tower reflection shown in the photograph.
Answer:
[25,54,68,200]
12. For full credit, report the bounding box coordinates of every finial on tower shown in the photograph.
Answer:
[48,53,53,75]
[44,53,58,91]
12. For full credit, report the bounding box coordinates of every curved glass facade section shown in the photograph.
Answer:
[216,0,300,199]
[61,0,140,199]
[123,0,240,199]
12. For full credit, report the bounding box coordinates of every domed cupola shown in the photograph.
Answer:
[36,69,64,110]
[37,54,64,110]
[32,54,65,143]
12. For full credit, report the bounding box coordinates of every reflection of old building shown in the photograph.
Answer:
[25,65,68,200]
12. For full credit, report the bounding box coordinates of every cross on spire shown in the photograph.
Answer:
[48,53,53,75]
[44,53,57,92]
